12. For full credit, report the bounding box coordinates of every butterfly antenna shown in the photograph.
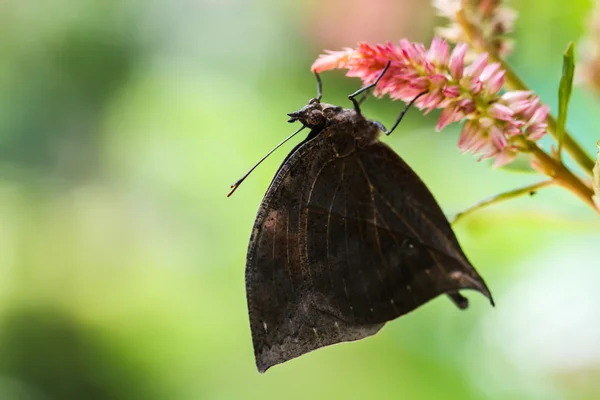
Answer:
[227,125,307,197]
[348,60,391,114]
[314,71,323,101]
[378,90,428,136]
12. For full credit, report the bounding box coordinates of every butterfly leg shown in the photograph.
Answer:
[313,71,323,101]
[372,91,429,136]
[348,61,391,114]
[447,291,469,310]
[314,68,373,105]
[357,91,370,107]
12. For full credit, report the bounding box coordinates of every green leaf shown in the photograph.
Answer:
[556,42,575,158]
[593,141,600,211]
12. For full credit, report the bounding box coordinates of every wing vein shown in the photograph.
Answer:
[326,160,345,301]
[372,187,449,290]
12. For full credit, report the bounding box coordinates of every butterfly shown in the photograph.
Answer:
[230,62,493,373]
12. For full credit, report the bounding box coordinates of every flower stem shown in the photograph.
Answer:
[452,180,554,224]
[456,10,595,176]
[516,137,598,212]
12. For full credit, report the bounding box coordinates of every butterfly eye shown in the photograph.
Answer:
[306,110,324,126]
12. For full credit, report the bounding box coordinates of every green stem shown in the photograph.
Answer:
[456,11,595,176]
[516,137,598,212]
[452,180,554,224]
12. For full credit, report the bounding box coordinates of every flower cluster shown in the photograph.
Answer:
[434,0,516,60]
[312,38,549,167]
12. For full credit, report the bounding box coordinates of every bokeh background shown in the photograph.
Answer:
[0,0,599,399]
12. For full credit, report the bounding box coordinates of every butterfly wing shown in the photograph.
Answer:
[325,140,494,325]
[246,132,492,372]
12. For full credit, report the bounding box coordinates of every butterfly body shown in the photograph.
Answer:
[246,98,492,373]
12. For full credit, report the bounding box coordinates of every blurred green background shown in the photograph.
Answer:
[0,0,599,399]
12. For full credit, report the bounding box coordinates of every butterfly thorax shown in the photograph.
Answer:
[287,98,380,148]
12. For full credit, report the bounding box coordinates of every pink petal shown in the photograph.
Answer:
[501,90,533,102]
[465,53,489,78]
[520,97,541,120]
[410,77,431,91]
[428,37,450,66]
[311,48,356,72]
[422,89,445,113]
[529,104,550,124]
[526,124,548,141]
[449,42,468,79]
[478,116,494,128]
[458,121,482,151]
[399,39,422,63]
[430,73,448,86]
[505,99,532,114]
[505,126,522,136]
[492,149,518,168]
[486,70,505,94]
[457,98,476,114]
[469,79,483,94]
[480,63,502,81]
[471,134,496,154]
[436,106,460,130]
[479,143,500,159]
[442,85,461,98]
[488,103,514,120]
[489,125,507,149]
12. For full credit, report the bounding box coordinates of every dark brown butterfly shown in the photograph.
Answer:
[230,64,493,373]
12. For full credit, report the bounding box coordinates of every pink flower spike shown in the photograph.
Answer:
[309,38,550,168]
[449,43,467,79]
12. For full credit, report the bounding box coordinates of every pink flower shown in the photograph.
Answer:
[311,38,548,167]
[434,0,517,60]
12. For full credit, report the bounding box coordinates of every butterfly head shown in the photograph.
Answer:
[287,98,346,129]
